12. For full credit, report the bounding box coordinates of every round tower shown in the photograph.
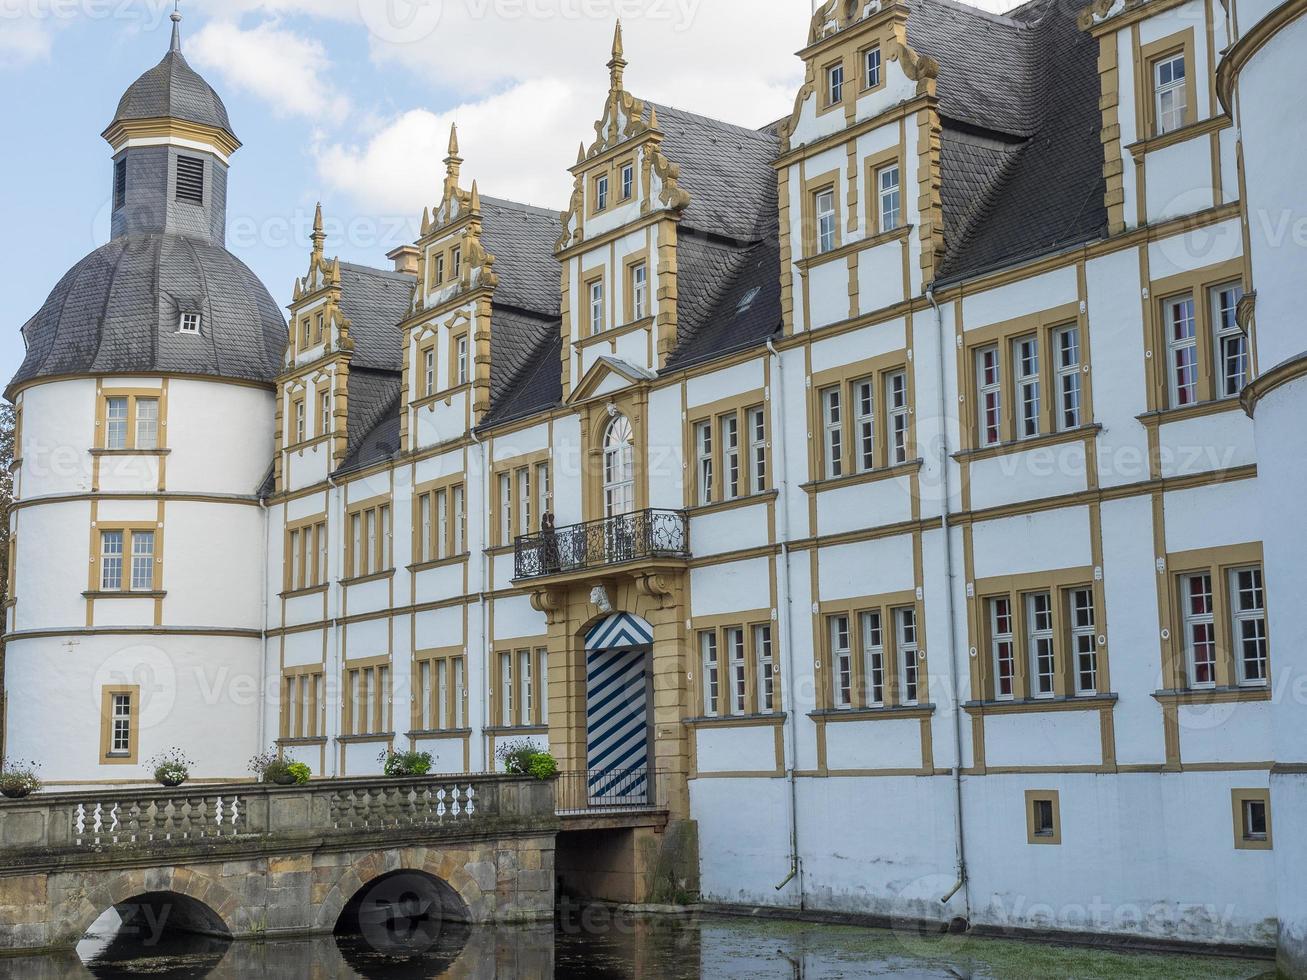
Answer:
[1218,0,1307,973]
[3,12,286,786]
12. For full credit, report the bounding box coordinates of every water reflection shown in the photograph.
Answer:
[0,908,1271,979]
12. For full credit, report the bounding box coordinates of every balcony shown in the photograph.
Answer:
[513,509,690,581]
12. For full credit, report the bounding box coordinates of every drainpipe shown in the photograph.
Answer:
[257,495,269,760]
[471,429,491,773]
[767,338,804,907]
[926,285,969,918]
[327,472,342,778]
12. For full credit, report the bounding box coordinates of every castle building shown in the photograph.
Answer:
[6,0,1307,966]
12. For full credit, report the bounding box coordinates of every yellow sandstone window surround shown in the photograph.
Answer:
[285,517,328,593]
[281,667,324,740]
[1231,788,1272,850]
[450,332,470,388]
[1142,30,1197,138]
[344,497,393,581]
[812,354,912,480]
[493,645,549,728]
[91,524,161,595]
[343,657,392,737]
[821,594,923,711]
[1025,789,1062,845]
[413,649,468,732]
[1168,544,1268,692]
[1149,261,1248,412]
[99,685,140,764]
[689,401,767,506]
[492,456,551,548]
[696,614,780,718]
[98,389,164,452]
[413,479,467,565]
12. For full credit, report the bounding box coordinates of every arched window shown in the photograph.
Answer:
[603,414,635,518]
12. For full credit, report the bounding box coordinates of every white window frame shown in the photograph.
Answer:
[861,610,885,707]
[631,261,648,321]
[178,312,201,335]
[1211,283,1247,399]
[827,62,844,106]
[516,467,532,540]
[134,397,159,450]
[748,407,767,495]
[1180,571,1217,689]
[726,626,747,716]
[1054,324,1082,431]
[596,173,609,212]
[424,348,435,397]
[864,44,882,89]
[452,485,465,555]
[976,346,1002,447]
[1153,52,1187,135]
[831,615,852,709]
[105,397,129,451]
[101,530,124,591]
[1166,294,1199,408]
[621,162,634,200]
[815,188,836,254]
[754,623,775,713]
[1025,591,1056,698]
[1013,335,1041,439]
[822,386,843,478]
[499,651,514,727]
[320,390,331,436]
[1230,565,1268,686]
[694,420,713,505]
[701,631,720,717]
[455,335,469,386]
[1069,588,1098,696]
[535,462,550,527]
[130,530,155,592]
[498,474,513,547]
[721,414,741,500]
[877,163,901,232]
[854,378,875,473]
[991,597,1016,700]
[111,693,132,754]
[590,279,606,334]
[436,488,450,561]
[896,607,919,706]
[418,493,433,564]
[886,370,909,465]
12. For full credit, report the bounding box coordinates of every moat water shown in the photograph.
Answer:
[0,909,1274,979]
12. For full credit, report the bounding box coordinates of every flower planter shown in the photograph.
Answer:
[270,772,298,786]
[0,787,32,800]
[157,775,188,788]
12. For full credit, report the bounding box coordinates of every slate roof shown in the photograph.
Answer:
[337,262,416,372]
[110,42,235,138]
[8,233,286,396]
[339,368,403,472]
[479,197,562,316]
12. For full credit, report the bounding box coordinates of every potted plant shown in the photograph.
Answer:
[0,759,42,799]
[378,749,433,777]
[495,738,558,780]
[285,762,312,785]
[148,748,193,788]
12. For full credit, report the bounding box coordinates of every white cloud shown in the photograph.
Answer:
[188,19,349,119]
[0,20,54,67]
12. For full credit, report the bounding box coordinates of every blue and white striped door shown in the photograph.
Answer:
[585,613,653,805]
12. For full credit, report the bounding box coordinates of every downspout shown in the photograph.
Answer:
[471,428,491,772]
[257,495,269,758]
[327,472,342,778]
[767,338,804,907]
[926,285,969,917]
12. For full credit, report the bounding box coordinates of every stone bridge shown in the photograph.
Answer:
[0,774,557,954]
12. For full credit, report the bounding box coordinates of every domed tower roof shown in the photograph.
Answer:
[108,11,235,141]
[8,235,286,394]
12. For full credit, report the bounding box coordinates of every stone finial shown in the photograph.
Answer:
[608,20,627,91]
[170,1,182,53]
[311,202,326,258]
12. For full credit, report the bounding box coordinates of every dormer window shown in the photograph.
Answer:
[451,247,462,280]
[434,252,445,286]
[826,62,844,107]
[178,312,201,335]
[596,174,610,212]
[175,155,204,205]
[620,163,634,201]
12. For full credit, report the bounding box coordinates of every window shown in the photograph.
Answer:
[536,462,551,528]
[1232,789,1272,849]
[1212,283,1247,398]
[991,597,1016,700]
[495,463,546,545]
[748,407,767,495]
[877,164,901,232]
[976,346,1002,447]
[346,501,392,579]
[589,278,606,334]
[178,312,201,335]
[1180,572,1216,688]
[815,188,837,254]
[423,347,436,397]
[630,261,648,321]
[320,391,331,436]
[1165,294,1199,408]
[885,370,909,465]
[455,334,469,386]
[755,624,776,713]
[100,531,124,591]
[282,669,324,739]
[301,317,312,347]
[496,646,548,726]
[721,415,741,500]
[498,473,513,547]
[861,611,885,706]
[1054,325,1082,430]
[694,421,713,505]
[822,386,843,478]
[895,607,919,705]
[285,520,327,592]
[1069,588,1098,695]
[700,631,720,717]
[864,45,882,89]
[315,312,325,344]
[294,398,306,444]
[452,486,465,555]
[726,627,747,716]
[603,415,635,518]
[1230,566,1267,685]
[343,660,392,736]
[826,62,844,106]
[101,392,161,451]
[621,162,634,200]
[175,155,204,205]
[1153,52,1187,135]
[114,158,127,210]
[1026,791,1061,845]
[434,252,446,286]
[130,530,155,591]
[100,686,139,763]
[414,652,467,732]
[1026,592,1055,698]
[517,468,532,545]
[1013,336,1041,439]
[98,528,157,593]
[451,246,462,280]
[595,173,609,212]
[854,379,875,473]
[831,615,853,709]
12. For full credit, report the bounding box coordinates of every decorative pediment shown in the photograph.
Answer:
[422,124,475,234]
[807,0,886,45]
[567,355,657,405]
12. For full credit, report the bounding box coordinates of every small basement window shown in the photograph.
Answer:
[1025,790,1061,845]
[1232,789,1272,849]
[175,155,205,205]
[178,312,202,335]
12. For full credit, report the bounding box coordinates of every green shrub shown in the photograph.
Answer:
[379,749,433,777]
[286,762,312,784]
[496,738,558,780]
[527,753,558,781]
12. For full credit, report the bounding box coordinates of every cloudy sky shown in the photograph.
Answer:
[0,0,1014,379]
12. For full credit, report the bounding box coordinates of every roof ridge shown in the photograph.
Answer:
[480,195,563,220]
[338,260,417,282]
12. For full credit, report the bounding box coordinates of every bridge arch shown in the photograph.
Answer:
[57,867,242,947]
[314,850,482,932]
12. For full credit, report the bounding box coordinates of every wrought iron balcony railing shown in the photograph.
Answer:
[513,509,690,580]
